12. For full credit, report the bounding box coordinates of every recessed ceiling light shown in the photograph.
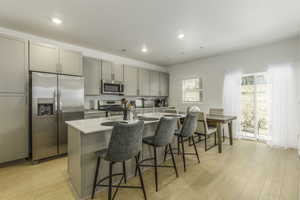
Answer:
[141,47,148,53]
[178,34,185,39]
[51,17,62,25]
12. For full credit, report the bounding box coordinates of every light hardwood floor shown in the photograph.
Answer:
[0,139,299,200]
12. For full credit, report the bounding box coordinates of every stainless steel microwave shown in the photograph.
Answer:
[101,80,124,95]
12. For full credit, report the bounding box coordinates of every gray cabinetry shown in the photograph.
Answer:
[159,72,169,96]
[0,35,27,93]
[29,42,59,73]
[101,60,113,81]
[101,60,124,82]
[29,42,82,76]
[0,34,28,163]
[124,65,138,96]
[60,49,83,76]
[83,57,101,95]
[150,70,160,96]
[138,68,150,96]
[112,63,124,82]
[0,94,28,163]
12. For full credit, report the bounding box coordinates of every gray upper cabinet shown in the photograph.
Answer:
[60,49,83,76]
[29,42,83,76]
[83,57,101,96]
[101,60,113,81]
[29,42,59,73]
[124,65,138,96]
[159,72,169,96]
[112,63,124,82]
[0,35,27,93]
[150,70,160,96]
[138,68,150,96]
[101,60,124,82]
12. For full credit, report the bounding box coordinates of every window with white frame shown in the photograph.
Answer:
[182,77,204,102]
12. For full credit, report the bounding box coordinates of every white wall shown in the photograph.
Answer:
[168,36,300,148]
[168,37,300,111]
[0,27,167,72]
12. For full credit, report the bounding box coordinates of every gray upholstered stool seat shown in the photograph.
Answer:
[137,117,178,192]
[91,121,147,200]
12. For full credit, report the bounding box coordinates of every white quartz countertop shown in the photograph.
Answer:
[66,112,184,134]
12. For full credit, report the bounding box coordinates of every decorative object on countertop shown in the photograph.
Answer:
[91,120,147,200]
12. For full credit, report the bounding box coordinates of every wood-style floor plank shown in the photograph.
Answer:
[0,140,299,200]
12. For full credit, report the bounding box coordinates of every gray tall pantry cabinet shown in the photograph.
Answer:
[0,34,28,163]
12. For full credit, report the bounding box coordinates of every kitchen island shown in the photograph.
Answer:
[66,113,182,199]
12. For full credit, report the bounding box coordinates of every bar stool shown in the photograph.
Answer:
[165,113,199,172]
[91,120,147,200]
[136,117,178,192]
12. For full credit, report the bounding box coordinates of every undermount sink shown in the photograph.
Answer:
[101,121,128,126]
[138,117,159,121]
[164,114,182,118]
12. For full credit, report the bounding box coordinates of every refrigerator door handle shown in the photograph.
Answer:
[53,90,57,114]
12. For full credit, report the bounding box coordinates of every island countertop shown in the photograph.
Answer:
[65,112,184,134]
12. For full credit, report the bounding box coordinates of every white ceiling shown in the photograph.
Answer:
[1,0,300,66]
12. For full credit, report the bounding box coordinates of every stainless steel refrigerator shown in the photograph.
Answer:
[30,72,84,161]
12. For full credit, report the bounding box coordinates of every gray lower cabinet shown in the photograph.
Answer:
[60,49,83,76]
[159,72,169,96]
[0,34,27,93]
[138,68,150,96]
[0,94,28,163]
[150,70,160,96]
[124,65,138,96]
[29,41,60,73]
[83,57,101,95]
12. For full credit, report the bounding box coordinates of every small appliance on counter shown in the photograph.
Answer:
[135,99,143,108]
[155,98,168,107]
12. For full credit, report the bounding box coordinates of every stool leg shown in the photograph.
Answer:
[169,144,178,177]
[122,161,127,184]
[91,157,101,199]
[153,146,158,192]
[177,136,180,155]
[134,152,140,177]
[135,155,147,200]
[192,136,200,163]
[204,135,207,151]
[163,145,168,162]
[108,162,113,200]
[181,136,186,172]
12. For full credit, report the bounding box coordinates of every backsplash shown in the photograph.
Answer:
[84,95,167,110]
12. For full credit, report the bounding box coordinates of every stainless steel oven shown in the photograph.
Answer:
[101,80,124,95]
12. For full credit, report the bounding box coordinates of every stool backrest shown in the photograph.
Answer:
[153,117,177,146]
[209,108,224,115]
[180,113,197,137]
[196,112,209,134]
[107,120,144,162]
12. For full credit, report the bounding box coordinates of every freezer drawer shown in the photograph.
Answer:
[0,94,28,163]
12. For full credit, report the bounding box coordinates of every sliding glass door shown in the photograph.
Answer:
[240,73,269,140]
